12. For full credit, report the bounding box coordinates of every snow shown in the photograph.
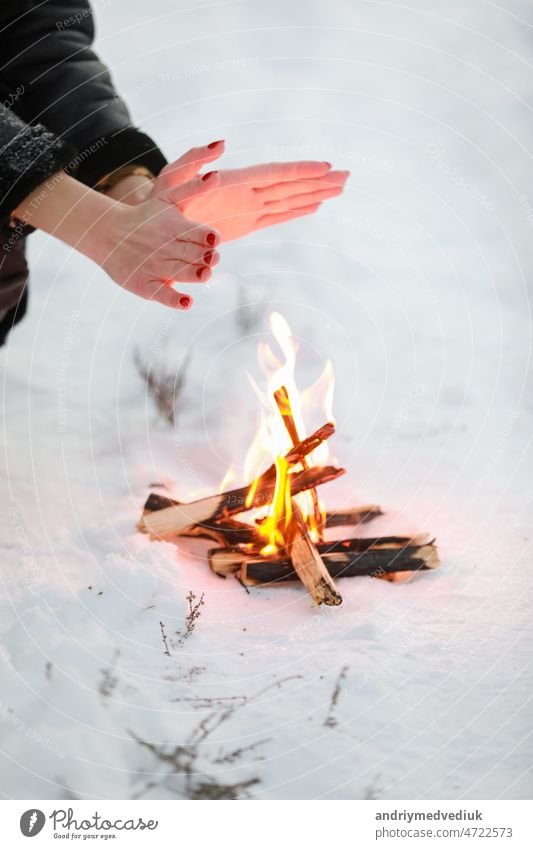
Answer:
[1,0,532,800]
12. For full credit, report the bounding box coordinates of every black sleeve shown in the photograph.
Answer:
[0,103,75,222]
[0,1,166,187]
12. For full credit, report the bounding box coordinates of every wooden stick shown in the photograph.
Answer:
[208,536,439,580]
[273,385,324,540]
[138,464,345,538]
[138,422,335,538]
[143,494,382,527]
[325,505,383,527]
[142,494,383,548]
[284,503,342,606]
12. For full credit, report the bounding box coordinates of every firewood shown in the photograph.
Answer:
[325,505,383,527]
[274,385,324,539]
[284,421,334,461]
[284,503,342,606]
[138,422,335,538]
[144,494,382,527]
[142,493,383,550]
[138,464,344,539]
[180,520,258,547]
[208,535,439,582]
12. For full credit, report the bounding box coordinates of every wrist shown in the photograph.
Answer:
[80,197,129,269]
[105,174,154,205]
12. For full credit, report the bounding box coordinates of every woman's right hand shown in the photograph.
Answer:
[98,171,222,309]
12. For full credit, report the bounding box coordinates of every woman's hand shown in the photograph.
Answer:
[98,172,222,309]
[14,170,222,310]
[141,141,349,242]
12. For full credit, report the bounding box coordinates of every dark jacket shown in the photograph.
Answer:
[0,0,167,343]
[0,0,166,222]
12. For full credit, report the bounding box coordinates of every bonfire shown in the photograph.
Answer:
[138,314,439,605]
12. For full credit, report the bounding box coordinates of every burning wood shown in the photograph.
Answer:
[137,311,440,606]
[138,465,344,539]
[141,493,384,548]
[281,502,342,605]
[208,535,439,583]
[137,422,340,538]
[274,385,324,540]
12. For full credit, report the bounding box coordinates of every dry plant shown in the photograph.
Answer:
[159,621,171,657]
[159,592,206,656]
[129,675,301,800]
[324,664,349,728]
[235,283,261,335]
[178,591,205,644]
[134,348,189,426]
[98,649,120,705]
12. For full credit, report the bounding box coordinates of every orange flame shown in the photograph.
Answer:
[241,313,335,555]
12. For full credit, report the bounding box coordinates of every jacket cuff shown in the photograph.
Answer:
[0,123,76,222]
[75,127,167,188]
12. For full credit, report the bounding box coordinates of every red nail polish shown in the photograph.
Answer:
[204,250,214,265]
[196,267,208,280]
[206,232,217,246]
[180,295,192,309]
[201,170,218,181]
[207,140,224,149]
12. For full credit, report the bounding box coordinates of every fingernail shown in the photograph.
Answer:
[196,266,209,280]
[201,170,218,181]
[206,232,217,246]
[207,140,224,149]
[323,161,332,168]
[180,295,192,309]
[204,250,214,265]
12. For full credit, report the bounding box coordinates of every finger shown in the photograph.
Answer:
[263,185,344,212]
[221,160,332,187]
[164,259,213,283]
[174,217,221,248]
[166,169,221,206]
[144,280,194,310]
[172,240,220,267]
[253,170,349,201]
[156,141,225,190]
[255,202,321,230]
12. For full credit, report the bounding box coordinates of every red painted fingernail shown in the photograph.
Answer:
[207,140,224,149]
[201,170,218,181]
[196,266,209,280]
[180,295,192,309]
[206,232,217,246]
[204,250,214,265]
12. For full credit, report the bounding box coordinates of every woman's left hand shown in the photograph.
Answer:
[141,141,349,242]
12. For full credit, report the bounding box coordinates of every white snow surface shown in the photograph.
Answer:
[1,0,532,800]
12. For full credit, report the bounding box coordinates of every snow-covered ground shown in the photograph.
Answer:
[1,0,532,800]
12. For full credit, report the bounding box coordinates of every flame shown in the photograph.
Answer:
[218,465,235,494]
[255,454,293,555]
[239,312,335,555]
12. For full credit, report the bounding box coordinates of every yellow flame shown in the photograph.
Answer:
[256,454,292,555]
[218,465,235,494]
[239,312,335,553]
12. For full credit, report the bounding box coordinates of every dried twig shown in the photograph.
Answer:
[128,674,302,800]
[159,621,171,656]
[98,650,120,705]
[134,349,189,427]
[324,664,349,727]
[176,592,205,645]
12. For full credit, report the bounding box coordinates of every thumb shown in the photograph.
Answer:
[156,140,225,191]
